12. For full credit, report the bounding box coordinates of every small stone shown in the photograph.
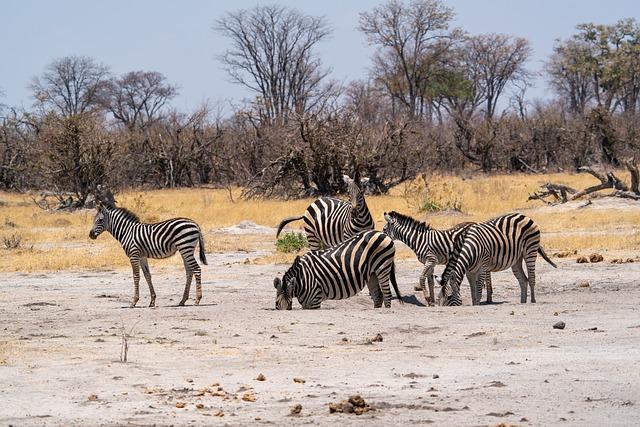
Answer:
[242,392,257,402]
[341,402,354,413]
[589,253,603,263]
[214,410,224,417]
[349,395,366,407]
[256,373,266,381]
[196,403,204,409]
[554,312,559,316]
[87,394,98,401]
[553,321,566,330]
[577,281,590,288]
[509,311,514,315]
[290,404,302,415]
[186,378,193,383]
[433,374,440,379]
[329,402,340,413]
[341,337,349,342]
[371,333,383,342]
[576,256,589,264]
[175,402,186,408]
[293,377,306,384]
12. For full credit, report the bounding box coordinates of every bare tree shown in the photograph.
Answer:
[30,55,111,117]
[546,39,594,115]
[106,71,178,130]
[215,5,333,124]
[466,34,532,121]
[359,0,461,119]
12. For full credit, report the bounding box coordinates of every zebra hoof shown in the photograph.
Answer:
[149,301,156,308]
[384,302,391,308]
[178,300,186,306]
[373,302,383,308]
[195,299,201,306]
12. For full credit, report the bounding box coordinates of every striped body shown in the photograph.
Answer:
[438,213,556,306]
[383,211,490,305]
[89,205,207,307]
[274,230,400,309]
[276,175,374,250]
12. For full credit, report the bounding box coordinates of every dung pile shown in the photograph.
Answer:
[328,395,374,415]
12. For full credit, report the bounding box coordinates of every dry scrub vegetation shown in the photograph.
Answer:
[1,171,638,272]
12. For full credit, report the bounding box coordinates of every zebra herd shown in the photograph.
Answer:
[88,175,557,309]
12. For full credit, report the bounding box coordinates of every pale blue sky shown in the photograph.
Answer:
[1,1,638,113]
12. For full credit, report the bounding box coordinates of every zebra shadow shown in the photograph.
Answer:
[398,294,426,307]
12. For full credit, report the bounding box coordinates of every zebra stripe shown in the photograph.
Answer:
[273,230,401,309]
[276,175,374,250]
[382,211,491,305]
[438,213,557,306]
[89,204,207,308]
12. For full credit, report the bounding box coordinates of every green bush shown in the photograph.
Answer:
[276,232,308,253]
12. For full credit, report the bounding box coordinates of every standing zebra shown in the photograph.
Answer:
[382,211,490,306]
[437,213,557,306]
[273,230,402,309]
[276,175,374,250]
[89,203,208,308]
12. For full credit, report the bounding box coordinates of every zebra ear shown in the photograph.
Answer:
[273,277,282,290]
[342,174,353,185]
[383,212,392,222]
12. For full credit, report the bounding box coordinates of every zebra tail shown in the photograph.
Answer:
[390,262,404,304]
[199,232,208,265]
[538,245,557,268]
[276,215,305,238]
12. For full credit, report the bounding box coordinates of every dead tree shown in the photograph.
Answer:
[528,160,640,204]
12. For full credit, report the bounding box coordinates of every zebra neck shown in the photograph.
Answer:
[108,219,139,244]
[394,226,430,259]
[350,197,372,226]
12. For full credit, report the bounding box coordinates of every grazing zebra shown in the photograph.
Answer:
[273,230,402,309]
[276,175,374,250]
[89,203,208,308]
[437,213,557,306]
[382,211,491,306]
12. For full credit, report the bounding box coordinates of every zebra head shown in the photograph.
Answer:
[273,256,302,310]
[343,174,368,203]
[89,203,109,240]
[382,212,398,239]
[435,274,462,306]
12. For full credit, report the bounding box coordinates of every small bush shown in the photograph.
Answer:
[3,234,23,249]
[276,232,307,253]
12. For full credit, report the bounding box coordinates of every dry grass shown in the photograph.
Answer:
[0,171,638,272]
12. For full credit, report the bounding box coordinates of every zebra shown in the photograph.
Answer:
[276,175,374,251]
[273,230,402,309]
[89,202,208,308]
[436,212,557,306]
[382,211,491,306]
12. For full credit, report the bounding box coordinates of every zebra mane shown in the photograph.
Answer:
[440,225,469,286]
[111,206,141,223]
[387,211,432,232]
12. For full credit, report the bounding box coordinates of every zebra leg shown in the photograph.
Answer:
[376,264,394,308]
[525,257,537,303]
[466,272,479,305]
[129,257,141,308]
[511,259,528,303]
[193,261,202,305]
[140,258,156,307]
[178,248,195,306]
[421,261,436,306]
[485,273,493,304]
[366,273,384,308]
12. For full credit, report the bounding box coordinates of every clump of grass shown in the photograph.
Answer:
[403,175,463,213]
[3,234,23,249]
[4,218,17,228]
[275,232,307,253]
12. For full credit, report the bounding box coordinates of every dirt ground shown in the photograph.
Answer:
[1,245,640,427]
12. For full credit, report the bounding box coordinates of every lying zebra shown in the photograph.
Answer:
[276,174,373,250]
[437,213,557,306]
[383,211,492,305]
[89,202,207,307]
[274,230,402,309]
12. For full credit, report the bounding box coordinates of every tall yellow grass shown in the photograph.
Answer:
[0,171,638,272]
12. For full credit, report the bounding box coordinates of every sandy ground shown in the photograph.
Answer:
[1,248,640,426]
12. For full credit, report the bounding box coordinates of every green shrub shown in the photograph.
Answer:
[276,232,307,253]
